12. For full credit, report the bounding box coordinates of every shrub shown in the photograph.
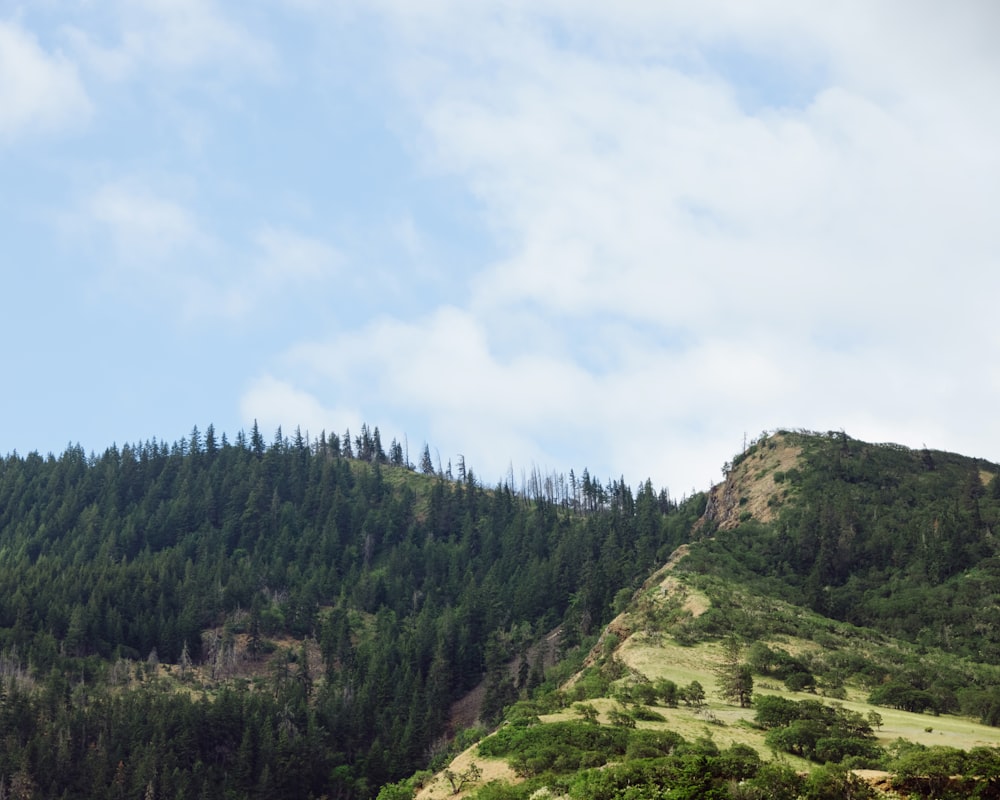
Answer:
[738,762,803,800]
[468,781,530,800]
[802,764,877,800]
[655,678,678,707]
[629,706,665,722]
[712,743,761,782]
[868,682,939,714]
[625,730,684,760]
[784,671,815,693]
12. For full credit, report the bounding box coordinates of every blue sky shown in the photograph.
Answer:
[2,1,999,496]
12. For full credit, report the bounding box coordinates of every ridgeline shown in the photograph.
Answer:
[1,426,1000,798]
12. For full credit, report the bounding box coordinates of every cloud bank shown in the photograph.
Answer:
[244,2,1000,493]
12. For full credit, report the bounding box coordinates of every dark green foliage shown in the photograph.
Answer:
[679,680,706,707]
[747,642,815,692]
[678,431,1000,663]
[655,677,679,706]
[960,687,1000,726]
[885,742,1000,798]
[471,780,533,800]
[888,744,967,797]
[473,725,762,800]
[628,705,665,722]
[376,779,416,800]
[734,762,804,800]
[755,695,881,765]
[753,694,805,729]
[477,721,631,776]
[714,637,754,707]
[606,707,636,727]
[868,681,939,714]
[801,764,878,800]
[0,426,687,799]
[624,729,684,760]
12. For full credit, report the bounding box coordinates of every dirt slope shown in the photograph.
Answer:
[701,432,802,530]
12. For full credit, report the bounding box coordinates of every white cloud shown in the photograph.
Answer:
[251,2,1000,492]
[261,309,797,491]
[240,375,357,441]
[87,181,205,264]
[207,226,341,322]
[0,20,92,142]
[64,0,276,81]
[82,181,338,322]
[254,226,340,285]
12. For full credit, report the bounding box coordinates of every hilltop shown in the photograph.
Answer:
[684,430,1000,663]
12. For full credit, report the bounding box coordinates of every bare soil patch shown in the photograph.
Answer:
[702,434,802,530]
[416,745,517,800]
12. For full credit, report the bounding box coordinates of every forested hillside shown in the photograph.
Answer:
[0,424,696,799]
[682,430,1000,661]
[5,425,1000,798]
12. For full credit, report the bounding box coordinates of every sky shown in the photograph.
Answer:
[2,1,999,498]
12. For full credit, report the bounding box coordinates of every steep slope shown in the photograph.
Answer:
[701,431,803,530]
[407,431,1000,800]
[682,429,1000,662]
[414,544,1000,800]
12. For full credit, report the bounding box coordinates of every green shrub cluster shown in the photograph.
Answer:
[754,695,882,766]
[888,742,1000,799]
[472,723,772,800]
[477,721,632,776]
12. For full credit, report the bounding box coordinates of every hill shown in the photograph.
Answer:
[402,431,1000,800]
[2,426,1000,798]
[0,424,692,799]
[686,429,1000,663]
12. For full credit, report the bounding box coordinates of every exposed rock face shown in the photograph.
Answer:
[701,432,802,531]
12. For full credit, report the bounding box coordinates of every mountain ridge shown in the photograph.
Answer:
[2,425,1000,798]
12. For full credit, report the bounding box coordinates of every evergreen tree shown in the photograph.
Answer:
[250,420,266,458]
[420,445,435,475]
[715,637,754,708]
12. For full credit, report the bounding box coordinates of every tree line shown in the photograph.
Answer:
[0,423,693,798]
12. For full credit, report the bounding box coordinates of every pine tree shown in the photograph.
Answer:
[250,420,265,458]
[420,444,434,475]
[714,637,754,707]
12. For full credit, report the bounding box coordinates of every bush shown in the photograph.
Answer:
[784,671,815,693]
[712,743,761,782]
[478,721,630,776]
[376,781,414,800]
[625,730,683,760]
[468,781,530,800]
[738,762,803,800]
[890,745,967,797]
[629,706,665,722]
[753,695,801,729]
[758,696,880,764]
[868,682,939,714]
[802,764,877,800]
[655,678,678,707]
[680,680,706,707]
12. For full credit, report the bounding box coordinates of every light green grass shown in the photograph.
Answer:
[614,633,1000,753]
